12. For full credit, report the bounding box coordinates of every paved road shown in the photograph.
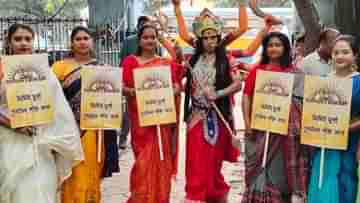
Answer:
[101,93,245,203]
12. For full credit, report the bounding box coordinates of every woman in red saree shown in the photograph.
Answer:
[122,23,180,203]
[172,5,244,203]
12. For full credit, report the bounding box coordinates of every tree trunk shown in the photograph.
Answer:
[88,0,124,27]
[293,0,321,55]
[335,0,360,35]
[313,0,336,26]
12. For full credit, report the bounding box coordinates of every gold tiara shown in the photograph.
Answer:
[192,8,224,37]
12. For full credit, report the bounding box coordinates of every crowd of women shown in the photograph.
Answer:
[1,0,360,203]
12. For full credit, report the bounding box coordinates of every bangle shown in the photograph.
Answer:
[216,89,226,98]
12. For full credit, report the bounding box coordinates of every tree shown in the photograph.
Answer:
[334,0,360,35]
[88,0,125,26]
[293,0,321,55]
[142,0,171,14]
[0,0,87,18]
[312,0,336,26]
[295,0,360,54]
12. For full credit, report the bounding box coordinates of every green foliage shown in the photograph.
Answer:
[0,0,87,18]
[142,0,171,14]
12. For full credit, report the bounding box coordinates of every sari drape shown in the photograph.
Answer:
[52,59,105,203]
[122,55,178,203]
[0,64,83,203]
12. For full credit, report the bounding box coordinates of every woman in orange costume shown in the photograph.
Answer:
[172,0,273,63]
[171,0,256,202]
[122,23,181,203]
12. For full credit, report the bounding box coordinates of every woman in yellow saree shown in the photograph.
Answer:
[52,26,106,203]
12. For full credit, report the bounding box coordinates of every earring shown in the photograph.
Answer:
[8,46,12,55]
[351,64,358,72]
[330,59,336,71]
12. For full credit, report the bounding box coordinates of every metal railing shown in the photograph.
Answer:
[0,17,87,65]
[93,16,127,66]
[0,17,129,66]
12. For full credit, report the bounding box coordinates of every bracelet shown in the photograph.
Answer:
[216,89,226,98]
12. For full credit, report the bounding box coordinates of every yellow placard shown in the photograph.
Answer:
[251,70,294,135]
[134,66,176,127]
[301,76,352,150]
[80,66,122,130]
[2,54,54,128]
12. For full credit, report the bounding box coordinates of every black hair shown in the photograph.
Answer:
[70,26,93,42]
[295,33,305,44]
[3,23,34,55]
[135,24,158,56]
[184,36,233,123]
[136,16,151,31]
[69,26,96,58]
[319,28,339,43]
[260,32,292,68]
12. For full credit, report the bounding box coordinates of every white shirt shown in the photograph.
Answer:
[293,51,332,97]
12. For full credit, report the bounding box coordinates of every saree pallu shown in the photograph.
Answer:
[122,55,176,203]
[185,119,238,202]
[241,103,308,203]
[52,60,105,203]
[127,124,173,203]
[61,130,105,203]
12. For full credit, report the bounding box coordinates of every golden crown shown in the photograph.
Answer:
[192,8,224,37]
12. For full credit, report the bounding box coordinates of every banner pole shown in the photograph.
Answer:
[262,131,270,168]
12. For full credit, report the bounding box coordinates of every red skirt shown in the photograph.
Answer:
[185,120,239,201]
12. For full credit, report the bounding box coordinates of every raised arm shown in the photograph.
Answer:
[231,16,272,58]
[222,0,248,46]
[242,16,272,56]
[153,13,178,60]
[172,0,195,46]
[159,36,177,59]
